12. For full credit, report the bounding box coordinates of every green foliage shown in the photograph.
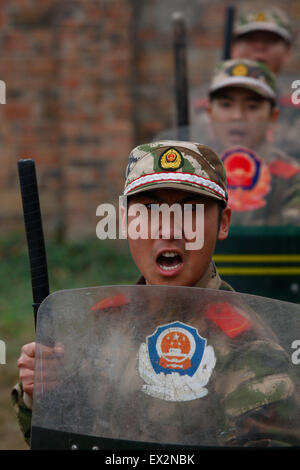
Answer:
[0,234,139,334]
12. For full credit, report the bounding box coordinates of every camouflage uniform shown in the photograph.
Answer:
[83,285,300,447]
[229,142,300,226]
[210,315,300,446]
[209,59,277,102]
[232,6,300,162]
[12,142,300,447]
[275,76,300,163]
[15,281,300,448]
[11,265,234,447]
[207,59,300,226]
[191,7,294,143]
[123,140,228,206]
[11,382,33,446]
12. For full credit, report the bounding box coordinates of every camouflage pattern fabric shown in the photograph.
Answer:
[233,6,292,43]
[78,284,300,447]
[10,262,232,447]
[209,59,277,102]
[276,82,300,162]
[124,141,228,206]
[11,382,32,446]
[11,267,300,447]
[212,325,300,446]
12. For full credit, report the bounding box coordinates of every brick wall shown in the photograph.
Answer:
[0,0,299,239]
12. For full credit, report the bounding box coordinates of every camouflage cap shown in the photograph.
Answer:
[123,141,228,206]
[234,7,292,43]
[209,59,277,102]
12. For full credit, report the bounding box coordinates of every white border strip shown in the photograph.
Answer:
[124,172,226,199]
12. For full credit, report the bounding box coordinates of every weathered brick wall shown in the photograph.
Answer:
[0,1,61,233]
[0,0,299,240]
[0,0,136,239]
[57,0,136,239]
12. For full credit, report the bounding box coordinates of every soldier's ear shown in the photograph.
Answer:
[205,101,212,120]
[282,43,291,66]
[270,106,280,122]
[217,206,231,241]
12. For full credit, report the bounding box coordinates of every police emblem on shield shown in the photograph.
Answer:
[138,321,216,402]
[221,147,271,211]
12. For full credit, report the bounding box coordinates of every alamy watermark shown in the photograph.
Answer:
[0,340,6,365]
[96,197,205,250]
[291,80,300,105]
[0,80,5,104]
[291,340,300,365]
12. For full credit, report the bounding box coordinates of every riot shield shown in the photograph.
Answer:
[31,285,300,449]
[154,119,300,302]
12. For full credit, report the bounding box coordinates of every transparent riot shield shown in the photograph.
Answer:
[31,285,300,449]
[154,119,300,302]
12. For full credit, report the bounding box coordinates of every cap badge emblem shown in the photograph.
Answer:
[159,148,184,171]
[255,12,266,22]
[232,64,248,77]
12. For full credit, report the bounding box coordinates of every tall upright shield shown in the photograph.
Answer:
[31,285,300,449]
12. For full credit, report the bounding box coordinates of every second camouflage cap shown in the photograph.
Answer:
[234,7,292,43]
[209,59,277,102]
[123,141,228,206]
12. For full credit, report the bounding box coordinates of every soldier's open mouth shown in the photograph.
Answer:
[228,129,247,140]
[156,251,183,274]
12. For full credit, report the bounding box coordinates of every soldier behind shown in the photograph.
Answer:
[231,6,292,75]
[192,6,291,124]
[231,6,300,160]
[13,141,300,447]
[205,58,300,226]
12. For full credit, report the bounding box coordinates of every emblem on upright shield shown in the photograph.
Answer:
[138,321,216,402]
[221,147,271,211]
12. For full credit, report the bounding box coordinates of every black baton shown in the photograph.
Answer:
[172,12,190,140]
[223,6,235,60]
[18,159,50,328]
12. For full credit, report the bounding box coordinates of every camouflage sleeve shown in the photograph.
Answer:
[219,279,235,292]
[216,339,300,446]
[268,149,300,224]
[282,171,300,223]
[11,382,32,446]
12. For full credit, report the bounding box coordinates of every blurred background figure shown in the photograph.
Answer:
[205,58,300,226]
[230,6,300,159]
[192,5,299,159]
[206,59,279,151]
[231,6,292,74]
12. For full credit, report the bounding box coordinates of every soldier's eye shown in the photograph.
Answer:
[219,100,231,108]
[247,101,261,110]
